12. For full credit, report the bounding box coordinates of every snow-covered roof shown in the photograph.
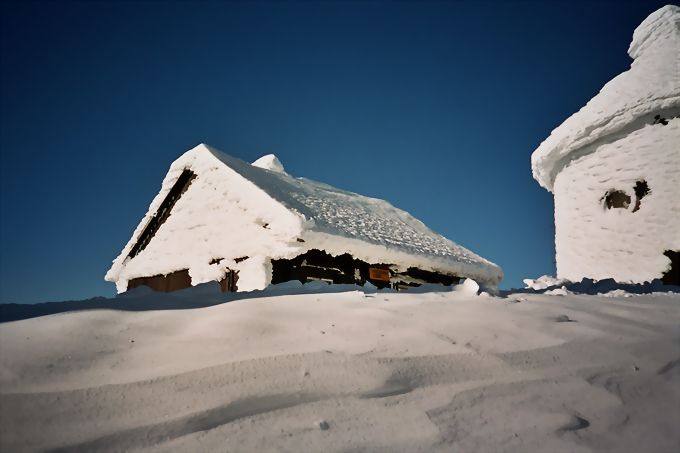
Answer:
[106,144,502,290]
[531,5,680,191]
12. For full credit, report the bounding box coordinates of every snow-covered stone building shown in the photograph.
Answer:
[531,5,680,284]
[106,144,502,293]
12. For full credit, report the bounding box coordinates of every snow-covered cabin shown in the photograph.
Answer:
[531,5,680,285]
[106,144,502,293]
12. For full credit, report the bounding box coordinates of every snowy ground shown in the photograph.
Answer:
[1,284,679,452]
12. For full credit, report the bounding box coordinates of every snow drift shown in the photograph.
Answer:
[1,286,679,452]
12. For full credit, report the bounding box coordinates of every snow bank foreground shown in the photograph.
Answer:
[1,288,679,452]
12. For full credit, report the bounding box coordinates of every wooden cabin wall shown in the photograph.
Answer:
[127,269,192,292]
[125,250,460,293]
[271,249,459,290]
[219,270,239,292]
[127,268,239,293]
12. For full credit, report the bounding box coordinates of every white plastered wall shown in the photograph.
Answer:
[553,119,680,282]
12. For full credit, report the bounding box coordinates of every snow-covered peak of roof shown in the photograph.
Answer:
[629,5,680,59]
[531,5,680,192]
[252,154,286,174]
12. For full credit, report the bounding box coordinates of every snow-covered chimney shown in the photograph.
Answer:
[251,154,286,174]
[628,4,680,59]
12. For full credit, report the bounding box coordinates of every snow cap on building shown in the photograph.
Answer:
[106,144,503,292]
[531,4,680,191]
[629,4,680,59]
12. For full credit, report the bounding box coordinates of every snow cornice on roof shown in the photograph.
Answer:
[531,5,680,192]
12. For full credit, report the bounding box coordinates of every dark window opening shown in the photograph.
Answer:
[128,169,197,259]
[271,249,460,290]
[402,267,459,286]
[652,114,669,126]
[211,256,247,265]
[662,250,680,285]
[272,249,358,286]
[391,268,460,291]
[601,181,651,212]
[632,180,650,212]
[601,189,631,210]
[127,269,192,292]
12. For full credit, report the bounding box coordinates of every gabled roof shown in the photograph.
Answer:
[531,5,680,191]
[106,144,502,290]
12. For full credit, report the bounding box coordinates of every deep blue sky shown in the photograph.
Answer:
[0,0,667,303]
